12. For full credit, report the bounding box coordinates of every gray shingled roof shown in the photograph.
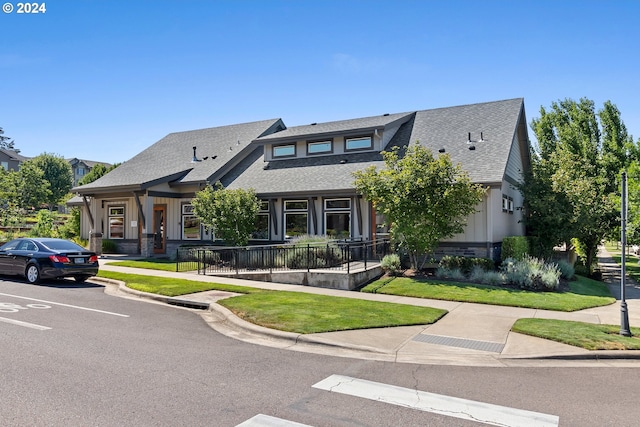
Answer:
[255,111,413,143]
[73,119,282,193]
[225,98,526,195]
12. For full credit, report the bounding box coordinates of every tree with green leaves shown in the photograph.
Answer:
[78,162,120,186]
[16,161,52,209]
[27,153,73,209]
[191,182,260,246]
[0,127,18,152]
[353,143,486,270]
[524,98,634,274]
[0,168,22,229]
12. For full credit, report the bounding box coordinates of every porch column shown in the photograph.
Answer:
[140,233,154,258]
[89,232,103,255]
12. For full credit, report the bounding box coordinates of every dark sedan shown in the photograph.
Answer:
[0,238,99,284]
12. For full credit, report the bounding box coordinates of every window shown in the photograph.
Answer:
[273,144,296,158]
[108,206,125,239]
[502,195,514,214]
[1,161,8,170]
[252,200,269,240]
[182,204,201,240]
[77,167,85,176]
[345,135,372,151]
[284,200,308,238]
[307,140,332,155]
[325,198,350,239]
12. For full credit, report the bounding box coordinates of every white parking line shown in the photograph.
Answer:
[236,414,312,426]
[0,292,129,317]
[313,375,559,427]
[0,316,51,330]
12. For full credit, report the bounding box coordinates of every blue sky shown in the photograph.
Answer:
[2,0,639,164]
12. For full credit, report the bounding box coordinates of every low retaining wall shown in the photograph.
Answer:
[220,266,383,291]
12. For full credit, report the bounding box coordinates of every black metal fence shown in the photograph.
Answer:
[176,239,391,275]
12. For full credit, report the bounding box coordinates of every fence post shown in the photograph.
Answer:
[197,249,201,275]
[236,248,239,275]
[363,241,367,270]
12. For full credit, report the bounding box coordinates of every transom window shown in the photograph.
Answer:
[345,136,372,151]
[307,140,332,155]
[324,198,351,239]
[108,206,125,239]
[284,200,308,238]
[273,144,296,158]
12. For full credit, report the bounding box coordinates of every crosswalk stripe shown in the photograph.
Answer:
[236,414,312,427]
[313,374,559,427]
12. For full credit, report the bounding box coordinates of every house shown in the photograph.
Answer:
[0,149,29,171]
[71,98,530,260]
[66,158,112,186]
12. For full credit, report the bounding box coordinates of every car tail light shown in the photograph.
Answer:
[89,255,99,263]
[49,255,71,263]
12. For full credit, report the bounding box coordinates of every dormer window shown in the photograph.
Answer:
[307,140,333,155]
[345,135,372,151]
[273,143,296,158]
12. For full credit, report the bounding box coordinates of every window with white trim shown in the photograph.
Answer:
[324,198,350,239]
[182,204,201,240]
[108,206,125,239]
[252,200,269,240]
[273,144,296,158]
[307,140,332,155]
[284,200,308,238]
[345,135,372,151]
[502,195,514,214]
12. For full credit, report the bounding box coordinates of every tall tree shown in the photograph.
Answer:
[78,163,120,186]
[27,153,73,209]
[16,161,52,209]
[353,143,486,270]
[0,127,18,152]
[525,98,634,274]
[191,182,260,246]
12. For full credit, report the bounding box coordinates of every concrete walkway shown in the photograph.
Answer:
[95,247,640,367]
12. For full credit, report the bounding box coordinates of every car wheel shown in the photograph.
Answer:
[25,264,41,284]
[74,275,90,283]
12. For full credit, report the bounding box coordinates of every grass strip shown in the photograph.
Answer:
[218,291,447,334]
[105,259,178,272]
[361,275,615,312]
[512,318,640,350]
[97,270,265,295]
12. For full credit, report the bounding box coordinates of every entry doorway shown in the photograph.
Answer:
[153,205,166,254]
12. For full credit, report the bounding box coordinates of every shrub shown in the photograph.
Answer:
[30,209,56,237]
[284,236,343,269]
[381,254,402,276]
[435,266,465,281]
[102,239,118,253]
[501,236,529,261]
[480,271,505,286]
[439,256,494,275]
[556,259,575,280]
[500,256,561,291]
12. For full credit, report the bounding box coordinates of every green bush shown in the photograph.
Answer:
[102,239,118,254]
[30,209,55,237]
[500,256,560,291]
[381,254,402,276]
[284,236,343,269]
[439,255,494,274]
[556,260,575,280]
[435,266,465,281]
[501,236,529,261]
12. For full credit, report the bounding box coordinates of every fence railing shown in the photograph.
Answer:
[176,239,391,275]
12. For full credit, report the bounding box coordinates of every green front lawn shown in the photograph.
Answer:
[106,259,177,272]
[512,318,640,350]
[97,271,447,334]
[361,275,615,312]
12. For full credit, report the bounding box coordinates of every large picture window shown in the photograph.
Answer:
[325,198,350,239]
[182,204,201,240]
[345,135,372,151]
[284,200,308,238]
[108,206,125,239]
[252,200,270,240]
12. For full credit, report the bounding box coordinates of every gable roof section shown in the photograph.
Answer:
[254,111,413,144]
[404,98,526,185]
[0,149,30,162]
[73,118,282,194]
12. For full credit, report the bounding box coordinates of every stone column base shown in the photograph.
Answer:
[140,233,155,258]
[89,232,103,255]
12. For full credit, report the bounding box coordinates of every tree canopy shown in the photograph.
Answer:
[523,98,635,273]
[0,127,18,152]
[78,162,120,186]
[353,143,485,269]
[191,182,260,246]
[26,153,73,209]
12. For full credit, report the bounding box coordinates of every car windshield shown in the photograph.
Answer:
[40,239,85,251]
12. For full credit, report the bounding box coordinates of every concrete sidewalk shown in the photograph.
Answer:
[94,248,640,367]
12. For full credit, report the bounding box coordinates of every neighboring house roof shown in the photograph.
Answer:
[67,158,112,168]
[0,149,30,162]
[73,119,283,194]
[225,98,527,195]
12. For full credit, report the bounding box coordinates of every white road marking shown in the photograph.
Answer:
[0,316,51,330]
[0,292,129,317]
[236,414,312,426]
[313,375,559,427]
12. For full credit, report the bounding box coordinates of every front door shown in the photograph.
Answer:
[153,205,166,254]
